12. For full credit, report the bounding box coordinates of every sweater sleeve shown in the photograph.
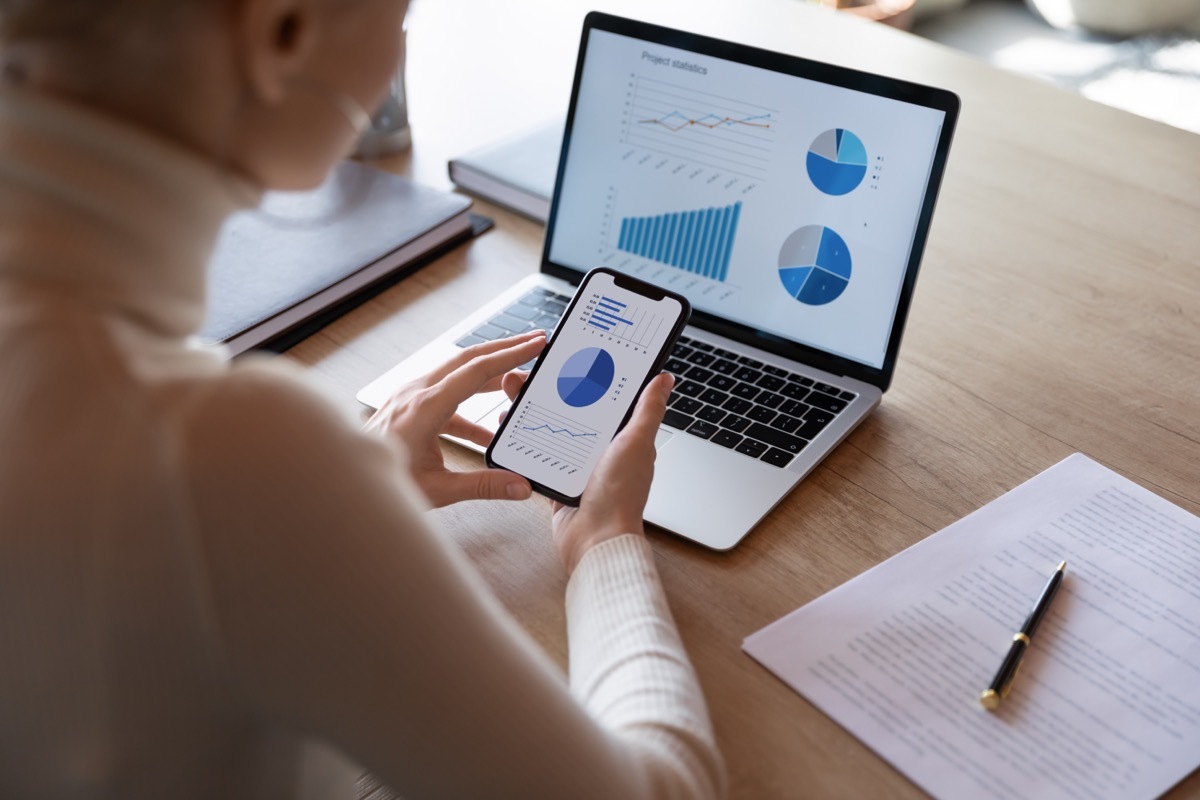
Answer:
[179,363,725,800]
[567,535,727,799]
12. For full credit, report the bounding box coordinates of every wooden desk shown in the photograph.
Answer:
[289,1,1200,796]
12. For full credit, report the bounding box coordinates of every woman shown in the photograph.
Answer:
[0,1,725,797]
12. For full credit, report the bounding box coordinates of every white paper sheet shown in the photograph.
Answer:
[744,454,1200,800]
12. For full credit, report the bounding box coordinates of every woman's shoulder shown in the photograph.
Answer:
[177,355,397,485]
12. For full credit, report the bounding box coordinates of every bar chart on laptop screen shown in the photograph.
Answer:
[582,70,782,305]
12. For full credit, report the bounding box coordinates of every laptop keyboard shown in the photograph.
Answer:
[454,286,856,469]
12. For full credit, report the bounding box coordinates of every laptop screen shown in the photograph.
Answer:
[545,14,958,389]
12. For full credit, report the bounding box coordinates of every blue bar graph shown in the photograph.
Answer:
[618,202,741,282]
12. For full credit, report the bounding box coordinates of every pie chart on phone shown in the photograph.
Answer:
[557,347,615,407]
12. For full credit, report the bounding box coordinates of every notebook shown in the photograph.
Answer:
[448,120,561,222]
[358,12,960,550]
[202,160,472,356]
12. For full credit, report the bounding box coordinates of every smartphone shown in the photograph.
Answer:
[486,268,691,505]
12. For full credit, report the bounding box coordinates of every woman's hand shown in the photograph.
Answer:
[364,331,546,508]
[501,368,674,574]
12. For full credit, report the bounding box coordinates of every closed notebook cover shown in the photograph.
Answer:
[448,120,561,221]
[201,160,471,348]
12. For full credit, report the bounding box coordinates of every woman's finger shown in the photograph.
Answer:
[417,330,545,386]
[442,414,498,448]
[430,335,545,415]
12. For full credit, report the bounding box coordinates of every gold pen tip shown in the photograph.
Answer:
[1057,560,1067,572]
[980,689,1000,711]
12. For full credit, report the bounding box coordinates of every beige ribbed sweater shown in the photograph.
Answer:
[0,88,724,800]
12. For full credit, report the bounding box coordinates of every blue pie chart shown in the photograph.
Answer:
[778,225,852,306]
[557,347,615,407]
[806,128,868,196]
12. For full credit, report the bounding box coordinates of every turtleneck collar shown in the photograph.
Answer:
[0,88,260,338]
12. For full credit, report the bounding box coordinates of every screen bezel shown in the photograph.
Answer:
[540,11,960,392]
[485,267,692,505]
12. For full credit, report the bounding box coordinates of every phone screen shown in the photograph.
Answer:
[487,269,689,503]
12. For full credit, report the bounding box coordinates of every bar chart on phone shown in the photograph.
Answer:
[574,291,667,351]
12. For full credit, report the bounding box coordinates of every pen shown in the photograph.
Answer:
[980,560,1066,710]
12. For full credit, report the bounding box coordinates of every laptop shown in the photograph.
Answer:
[358,12,960,550]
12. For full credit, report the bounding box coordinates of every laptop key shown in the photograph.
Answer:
[779,399,807,417]
[795,417,831,440]
[697,405,726,424]
[756,374,786,392]
[757,391,785,409]
[734,366,762,383]
[735,439,768,458]
[761,448,796,468]
[708,374,738,392]
[806,392,847,414]
[664,357,690,374]
[456,333,486,348]
[490,313,533,334]
[672,343,694,359]
[747,406,777,424]
[764,365,789,378]
[534,313,560,329]
[684,366,714,383]
[517,290,548,306]
[805,407,835,426]
[814,381,840,395]
[687,351,715,366]
[676,380,704,398]
[714,348,739,359]
[686,420,718,439]
[674,397,703,415]
[505,303,542,321]
[737,356,764,368]
[771,414,802,433]
[539,299,567,316]
[722,397,753,416]
[471,323,507,341]
[781,383,809,401]
[698,388,729,406]
[711,358,738,375]
[839,390,858,401]
[711,430,743,449]
[720,414,751,433]
[731,382,760,400]
[745,422,808,454]
[663,409,693,430]
[690,341,715,352]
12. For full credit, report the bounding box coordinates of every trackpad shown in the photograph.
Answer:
[464,390,509,433]
[654,426,675,449]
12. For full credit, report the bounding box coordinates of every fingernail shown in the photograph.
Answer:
[507,482,532,500]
